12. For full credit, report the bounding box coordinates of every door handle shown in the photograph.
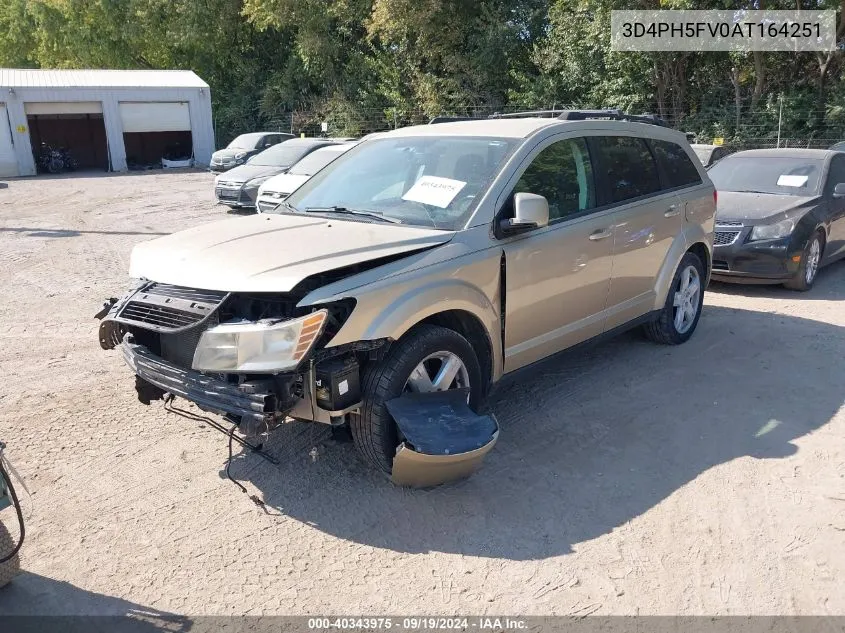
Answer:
[664,206,681,218]
[589,228,612,241]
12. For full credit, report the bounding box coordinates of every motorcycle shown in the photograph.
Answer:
[0,441,23,588]
[37,143,77,174]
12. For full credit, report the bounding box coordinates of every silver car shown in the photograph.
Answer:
[99,111,715,475]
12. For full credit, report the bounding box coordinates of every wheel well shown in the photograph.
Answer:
[688,241,711,283]
[419,310,493,392]
[815,226,827,253]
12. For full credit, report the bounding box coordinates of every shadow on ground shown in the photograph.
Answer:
[709,257,845,300]
[228,304,844,560]
[0,573,190,630]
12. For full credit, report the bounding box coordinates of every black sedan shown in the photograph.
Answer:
[709,148,845,290]
[209,132,294,172]
[214,138,337,209]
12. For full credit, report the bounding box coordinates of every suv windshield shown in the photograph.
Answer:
[248,142,317,167]
[709,156,823,195]
[289,147,349,176]
[281,136,517,229]
[226,133,264,150]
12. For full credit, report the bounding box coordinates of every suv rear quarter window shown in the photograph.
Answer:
[591,136,661,204]
[652,139,702,189]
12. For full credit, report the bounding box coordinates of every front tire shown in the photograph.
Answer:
[643,251,705,345]
[783,231,823,292]
[350,324,484,474]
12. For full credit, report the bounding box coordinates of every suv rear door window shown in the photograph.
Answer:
[511,137,595,221]
[652,139,702,189]
[592,136,661,203]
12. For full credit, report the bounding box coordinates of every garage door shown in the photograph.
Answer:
[24,102,103,116]
[0,104,17,178]
[119,102,190,133]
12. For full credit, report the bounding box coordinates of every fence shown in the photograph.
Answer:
[251,102,845,151]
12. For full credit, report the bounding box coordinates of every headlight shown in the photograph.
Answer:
[749,218,795,241]
[192,310,327,373]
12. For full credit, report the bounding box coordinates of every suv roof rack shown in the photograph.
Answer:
[428,116,485,124]
[429,109,670,127]
[554,109,670,127]
[489,110,568,119]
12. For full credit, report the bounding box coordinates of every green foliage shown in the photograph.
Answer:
[2,0,844,145]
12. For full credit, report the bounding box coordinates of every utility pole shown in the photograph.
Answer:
[776,94,784,149]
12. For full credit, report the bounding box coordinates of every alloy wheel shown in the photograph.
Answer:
[403,351,470,394]
[805,237,821,285]
[672,265,701,334]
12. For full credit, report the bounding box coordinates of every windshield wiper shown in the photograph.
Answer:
[303,206,400,223]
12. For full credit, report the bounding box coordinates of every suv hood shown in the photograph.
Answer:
[716,191,820,222]
[129,214,454,292]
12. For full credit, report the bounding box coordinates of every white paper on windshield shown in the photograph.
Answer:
[401,176,466,208]
[777,175,808,187]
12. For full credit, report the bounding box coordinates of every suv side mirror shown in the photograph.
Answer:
[833,183,845,198]
[498,193,550,237]
[265,143,273,148]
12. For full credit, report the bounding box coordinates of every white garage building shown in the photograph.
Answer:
[0,69,214,177]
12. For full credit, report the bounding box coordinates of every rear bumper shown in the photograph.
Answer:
[122,338,275,427]
[711,229,800,283]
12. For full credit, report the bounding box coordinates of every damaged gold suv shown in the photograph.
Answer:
[98,110,716,475]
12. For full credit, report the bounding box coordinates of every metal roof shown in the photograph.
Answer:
[0,68,208,89]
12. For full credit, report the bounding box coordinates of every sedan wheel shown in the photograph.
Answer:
[805,236,821,285]
[784,231,823,291]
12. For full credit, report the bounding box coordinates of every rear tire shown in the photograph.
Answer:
[0,521,20,589]
[783,231,823,292]
[643,251,705,345]
[350,324,484,474]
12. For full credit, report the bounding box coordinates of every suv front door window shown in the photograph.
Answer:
[501,136,614,372]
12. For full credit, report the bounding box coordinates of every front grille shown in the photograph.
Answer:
[716,220,744,227]
[216,188,241,200]
[714,230,741,246]
[120,302,204,330]
[115,283,228,333]
[147,283,227,304]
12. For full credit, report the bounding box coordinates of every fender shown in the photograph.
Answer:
[304,276,503,383]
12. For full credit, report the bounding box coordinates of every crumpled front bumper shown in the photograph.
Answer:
[122,337,276,427]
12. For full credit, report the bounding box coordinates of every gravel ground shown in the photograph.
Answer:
[0,171,843,617]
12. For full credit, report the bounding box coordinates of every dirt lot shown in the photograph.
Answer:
[0,171,843,617]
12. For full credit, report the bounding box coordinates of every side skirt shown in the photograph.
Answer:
[489,309,662,398]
